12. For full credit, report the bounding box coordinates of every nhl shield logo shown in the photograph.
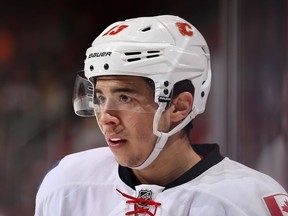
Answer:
[138,189,152,201]
[264,194,288,216]
[137,189,153,207]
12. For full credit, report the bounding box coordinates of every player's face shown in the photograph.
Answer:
[94,76,162,167]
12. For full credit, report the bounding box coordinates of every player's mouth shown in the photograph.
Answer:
[106,137,127,148]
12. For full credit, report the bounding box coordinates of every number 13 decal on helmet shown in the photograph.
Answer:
[103,25,128,36]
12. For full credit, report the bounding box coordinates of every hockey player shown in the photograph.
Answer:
[35,15,287,215]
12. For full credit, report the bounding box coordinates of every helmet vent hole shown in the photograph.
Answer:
[127,58,141,62]
[125,51,141,56]
[148,50,159,53]
[201,47,208,54]
[146,55,159,59]
[201,91,205,97]
[141,26,152,32]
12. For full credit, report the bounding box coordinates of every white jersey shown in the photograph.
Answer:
[35,144,288,216]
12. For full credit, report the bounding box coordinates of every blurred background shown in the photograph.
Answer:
[0,0,287,215]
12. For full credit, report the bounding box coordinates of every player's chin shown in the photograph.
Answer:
[115,155,144,168]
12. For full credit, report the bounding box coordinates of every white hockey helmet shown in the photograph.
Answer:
[73,15,211,169]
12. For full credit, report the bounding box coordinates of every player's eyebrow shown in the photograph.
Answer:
[95,87,139,95]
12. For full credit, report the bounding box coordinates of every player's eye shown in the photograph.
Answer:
[95,95,106,105]
[119,95,132,103]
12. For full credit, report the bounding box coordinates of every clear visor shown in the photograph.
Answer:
[73,71,95,116]
[73,71,158,117]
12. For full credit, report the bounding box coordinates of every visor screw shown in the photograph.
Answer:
[164,81,169,87]
[163,89,169,95]
[90,65,94,71]
[104,63,109,70]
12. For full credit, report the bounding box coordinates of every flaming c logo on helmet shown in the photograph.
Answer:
[176,22,193,37]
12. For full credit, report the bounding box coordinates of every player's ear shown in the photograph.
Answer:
[169,92,193,123]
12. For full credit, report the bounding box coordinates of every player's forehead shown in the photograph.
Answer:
[95,75,152,92]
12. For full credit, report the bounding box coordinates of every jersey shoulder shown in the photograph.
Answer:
[36,147,118,201]
[222,158,285,190]
[47,146,116,183]
[56,146,115,174]
[195,157,286,192]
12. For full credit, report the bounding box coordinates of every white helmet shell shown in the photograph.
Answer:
[84,15,211,116]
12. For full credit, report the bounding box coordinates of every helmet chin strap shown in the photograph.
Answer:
[131,103,199,170]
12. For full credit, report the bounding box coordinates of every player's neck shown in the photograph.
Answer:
[132,131,201,186]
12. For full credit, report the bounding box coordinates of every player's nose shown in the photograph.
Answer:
[97,110,120,126]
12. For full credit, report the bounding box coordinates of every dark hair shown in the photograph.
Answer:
[172,80,194,134]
